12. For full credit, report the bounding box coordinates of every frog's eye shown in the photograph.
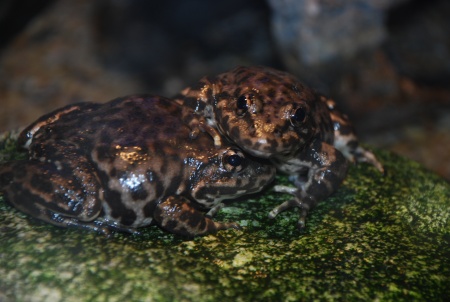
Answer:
[236,94,252,116]
[222,149,245,172]
[289,107,307,127]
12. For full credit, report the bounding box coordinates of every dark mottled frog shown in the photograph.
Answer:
[0,95,275,237]
[174,66,384,229]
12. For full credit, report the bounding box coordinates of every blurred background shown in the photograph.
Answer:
[0,0,449,180]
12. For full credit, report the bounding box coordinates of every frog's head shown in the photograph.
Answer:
[211,66,318,158]
[190,147,275,208]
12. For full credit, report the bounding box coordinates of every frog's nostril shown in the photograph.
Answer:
[273,128,282,137]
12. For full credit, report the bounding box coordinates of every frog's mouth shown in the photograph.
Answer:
[234,134,304,160]
[192,164,275,208]
[239,140,273,158]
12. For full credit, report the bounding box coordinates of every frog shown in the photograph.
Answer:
[0,95,275,237]
[173,66,384,229]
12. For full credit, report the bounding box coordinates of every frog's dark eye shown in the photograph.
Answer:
[222,149,245,172]
[227,154,242,167]
[236,94,251,116]
[237,95,248,110]
[289,107,307,127]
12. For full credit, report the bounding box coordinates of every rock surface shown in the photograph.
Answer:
[0,133,449,301]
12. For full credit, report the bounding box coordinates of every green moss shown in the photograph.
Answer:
[0,133,449,301]
[0,131,26,162]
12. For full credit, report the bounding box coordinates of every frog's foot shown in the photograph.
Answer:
[181,106,223,147]
[187,118,222,147]
[269,187,311,230]
[353,146,384,174]
[154,197,240,237]
[205,202,225,218]
[337,144,384,174]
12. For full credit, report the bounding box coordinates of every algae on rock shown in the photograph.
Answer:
[0,132,449,301]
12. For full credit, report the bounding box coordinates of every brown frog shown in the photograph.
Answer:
[0,95,275,237]
[174,66,384,229]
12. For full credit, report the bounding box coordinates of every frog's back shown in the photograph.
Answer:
[21,96,187,148]
[4,95,222,232]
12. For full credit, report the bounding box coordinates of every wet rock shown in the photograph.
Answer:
[1,133,449,301]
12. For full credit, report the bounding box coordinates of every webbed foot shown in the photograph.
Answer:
[154,197,240,237]
[353,146,385,174]
[269,187,310,230]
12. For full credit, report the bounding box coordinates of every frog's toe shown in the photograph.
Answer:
[354,146,384,173]
[268,198,301,219]
[215,221,241,231]
[205,202,225,218]
[297,207,309,231]
[297,218,306,231]
[268,198,312,231]
[270,186,303,219]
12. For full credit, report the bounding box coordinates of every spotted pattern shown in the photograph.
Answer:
[0,95,275,236]
[174,66,384,229]
[175,66,328,158]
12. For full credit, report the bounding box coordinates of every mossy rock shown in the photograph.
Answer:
[0,132,449,301]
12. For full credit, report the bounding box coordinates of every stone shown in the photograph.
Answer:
[0,132,448,301]
[267,0,408,66]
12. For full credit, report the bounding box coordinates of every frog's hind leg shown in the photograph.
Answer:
[0,158,104,232]
[325,98,384,173]
[154,196,240,237]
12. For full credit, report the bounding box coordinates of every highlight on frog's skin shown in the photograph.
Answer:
[174,66,384,229]
[0,95,275,237]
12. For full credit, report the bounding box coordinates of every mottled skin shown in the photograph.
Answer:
[174,66,384,229]
[0,95,275,237]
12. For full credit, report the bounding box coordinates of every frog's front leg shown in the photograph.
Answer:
[180,106,223,148]
[154,196,240,237]
[0,153,103,232]
[269,140,349,229]
[175,86,223,147]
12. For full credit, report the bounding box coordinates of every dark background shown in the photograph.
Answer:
[0,0,449,180]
